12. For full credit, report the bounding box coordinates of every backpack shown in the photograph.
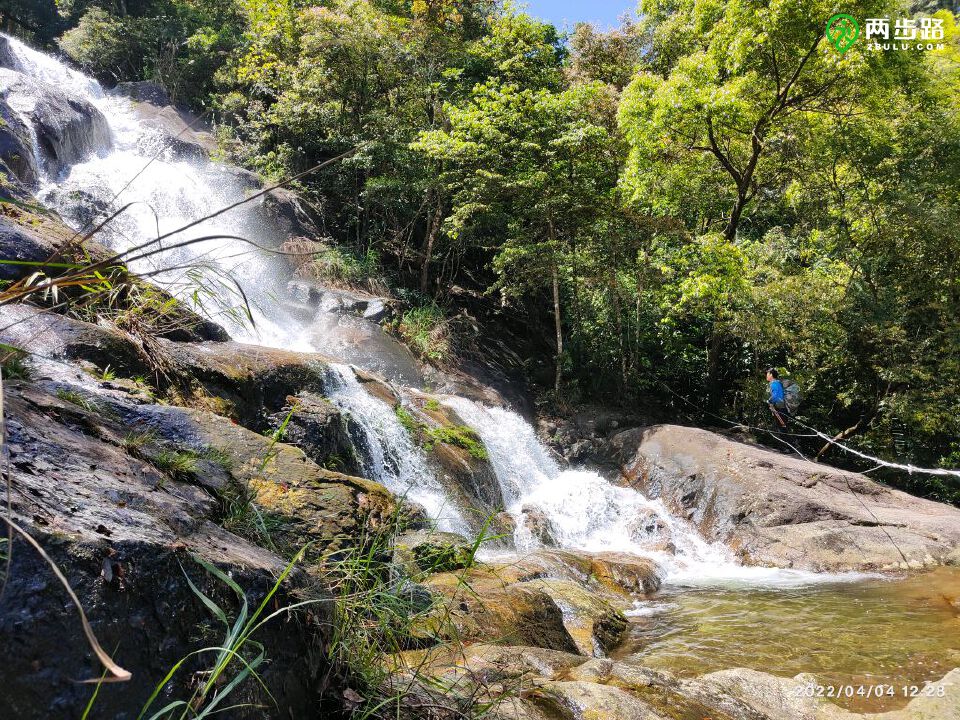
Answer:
[782,379,802,414]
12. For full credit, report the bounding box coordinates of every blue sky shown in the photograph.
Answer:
[521,0,638,29]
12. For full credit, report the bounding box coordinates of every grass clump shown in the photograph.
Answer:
[286,239,389,295]
[425,425,488,461]
[1,343,30,380]
[391,303,451,364]
[123,429,158,451]
[55,388,117,418]
[152,449,199,480]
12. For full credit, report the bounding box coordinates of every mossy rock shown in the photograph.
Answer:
[393,530,475,575]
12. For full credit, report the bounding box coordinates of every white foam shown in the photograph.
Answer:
[445,398,871,588]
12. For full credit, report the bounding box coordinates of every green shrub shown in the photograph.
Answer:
[393,303,451,364]
[292,244,388,294]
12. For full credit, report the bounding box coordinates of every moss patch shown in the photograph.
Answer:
[394,404,488,461]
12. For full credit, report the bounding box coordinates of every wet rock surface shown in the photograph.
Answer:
[0,67,112,178]
[612,424,960,572]
[0,380,334,719]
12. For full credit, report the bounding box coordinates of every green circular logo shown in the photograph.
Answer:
[826,14,860,54]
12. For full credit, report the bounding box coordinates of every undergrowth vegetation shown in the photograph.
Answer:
[390,304,451,365]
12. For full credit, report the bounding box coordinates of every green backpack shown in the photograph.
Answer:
[782,380,802,414]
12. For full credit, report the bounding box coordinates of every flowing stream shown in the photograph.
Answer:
[5,36,959,710]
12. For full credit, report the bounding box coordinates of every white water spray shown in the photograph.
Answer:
[4,35,304,349]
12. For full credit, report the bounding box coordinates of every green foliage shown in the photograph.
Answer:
[33,0,960,499]
[295,245,387,293]
[392,303,451,363]
[58,1,243,105]
[321,514,498,717]
[424,424,488,460]
[135,549,312,719]
[152,448,199,480]
[0,344,31,380]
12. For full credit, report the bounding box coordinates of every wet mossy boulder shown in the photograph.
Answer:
[268,391,362,475]
[393,530,475,576]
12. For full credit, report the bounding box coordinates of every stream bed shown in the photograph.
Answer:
[616,567,960,712]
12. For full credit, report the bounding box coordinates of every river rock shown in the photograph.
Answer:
[0,380,332,719]
[524,579,628,656]
[268,391,362,474]
[613,425,960,572]
[519,505,557,545]
[0,34,18,70]
[0,67,112,178]
[588,553,662,596]
[683,666,960,719]
[420,566,581,654]
[393,529,475,575]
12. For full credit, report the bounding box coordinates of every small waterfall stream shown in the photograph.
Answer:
[326,364,468,535]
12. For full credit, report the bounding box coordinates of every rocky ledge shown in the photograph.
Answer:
[611,424,960,572]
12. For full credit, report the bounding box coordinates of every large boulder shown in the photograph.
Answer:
[0,67,112,179]
[417,550,651,657]
[0,91,38,184]
[163,340,335,425]
[612,425,960,571]
[0,380,333,719]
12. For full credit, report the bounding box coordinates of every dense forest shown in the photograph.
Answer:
[3,0,959,502]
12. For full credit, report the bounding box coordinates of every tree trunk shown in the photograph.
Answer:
[549,216,563,394]
[552,260,563,394]
[420,198,442,295]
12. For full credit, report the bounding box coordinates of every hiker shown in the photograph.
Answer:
[766,367,789,427]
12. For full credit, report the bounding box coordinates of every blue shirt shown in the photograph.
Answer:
[769,379,785,403]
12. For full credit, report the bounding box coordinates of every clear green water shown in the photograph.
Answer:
[615,568,960,712]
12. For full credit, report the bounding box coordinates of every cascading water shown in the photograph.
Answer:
[3,35,305,350]
[1,35,454,520]
[326,364,468,535]
[445,398,857,586]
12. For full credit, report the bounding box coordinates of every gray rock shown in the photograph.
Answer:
[268,391,361,474]
[260,186,323,240]
[520,505,556,545]
[113,80,171,106]
[612,424,960,571]
[0,381,334,720]
[0,34,18,70]
[0,67,112,178]
[0,96,37,184]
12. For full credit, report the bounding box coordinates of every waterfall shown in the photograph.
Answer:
[3,36,847,587]
[326,365,469,535]
[3,35,304,350]
[2,35,464,536]
[445,399,845,586]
